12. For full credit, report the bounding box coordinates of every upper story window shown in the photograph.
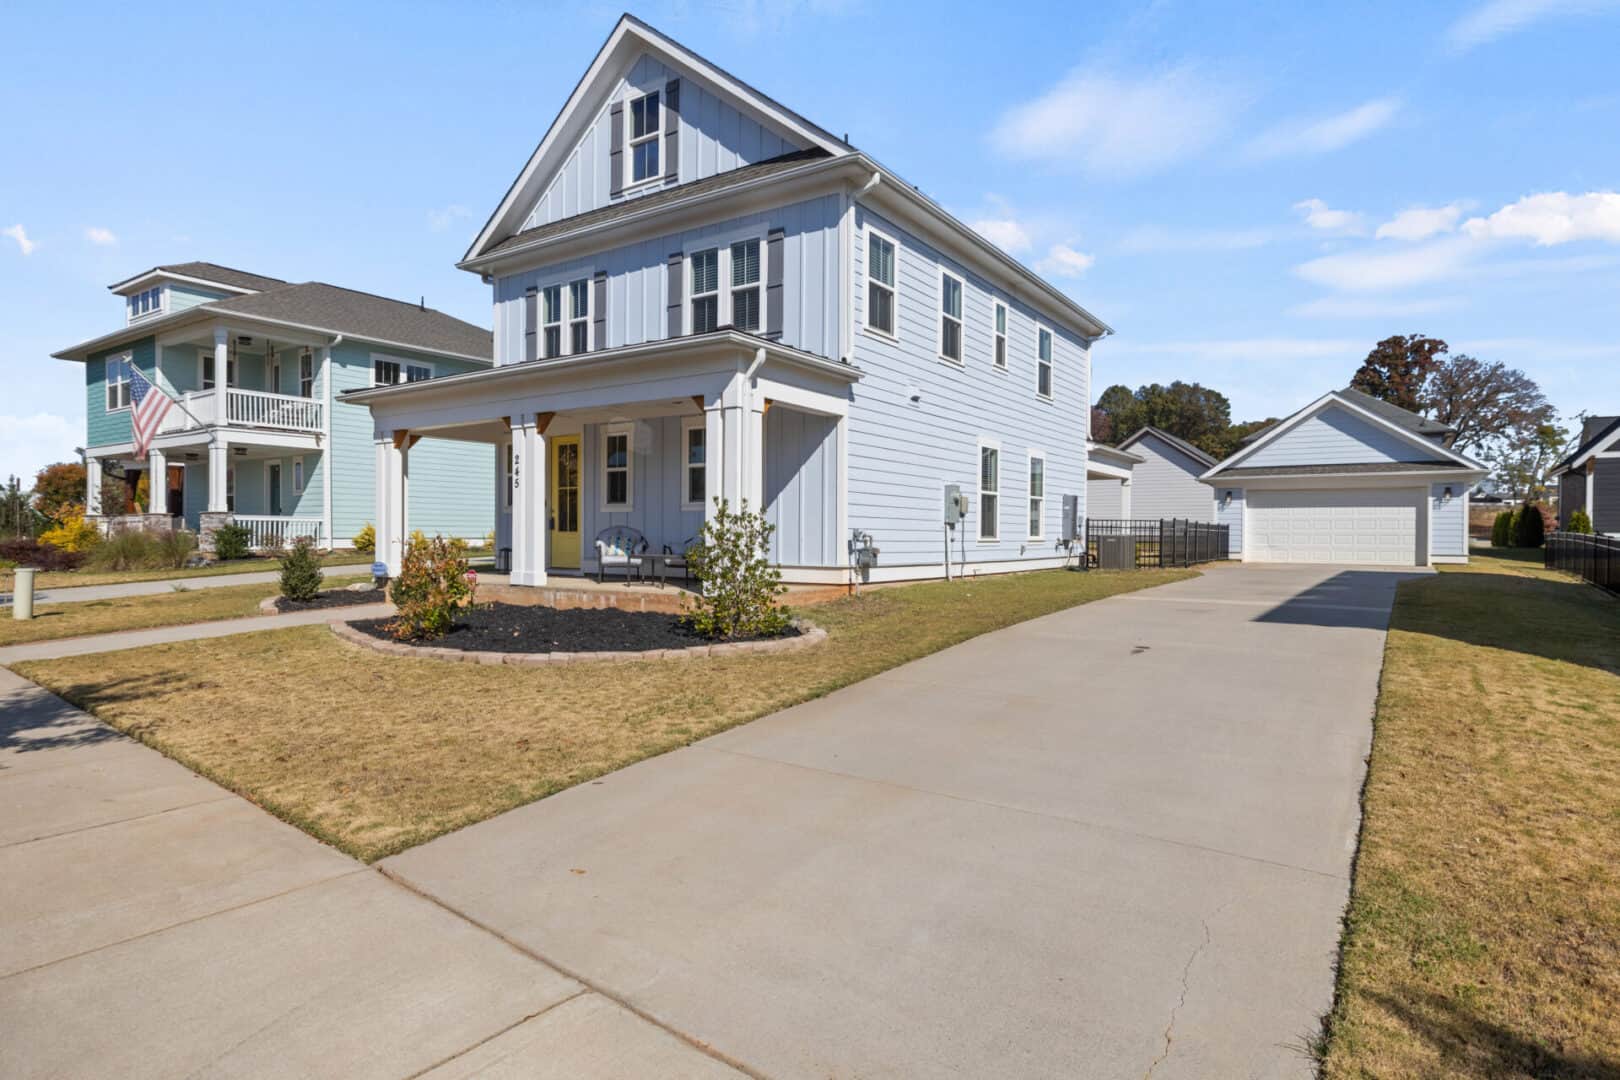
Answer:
[106,354,132,411]
[569,279,590,353]
[993,302,1007,369]
[939,271,963,364]
[730,239,761,332]
[299,348,315,398]
[127,286,164,322]
[866,229,897,337]
[541,284,563,358]
[201,349,238,391]
[628,91,661,184]
[978,440,999,542]
[373,357,433,385]
[690,248,719,333]
[1036,327,1054,399]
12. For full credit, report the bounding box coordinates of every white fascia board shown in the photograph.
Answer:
[1219,468,1486,491]
[52,309,212,362]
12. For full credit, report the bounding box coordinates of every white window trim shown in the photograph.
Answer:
[624,89,663,192]
[600,422,635,512]
[1026,449,1046,541]
[198,350,239,391]
[728,236,764,334]
[567,278,592,353]
[680,415,707,511]
[370,353,436,387]
[127,286,167,323]
[938,268,965,366]
[863,225,899,341]
[292,456,306,495]
[540,283,564,359]
[683,229,766,335]
[105,353,133,413]
[977,437,1001,543]
[992,301,1008,372]
[298,347,315,398]
[1035,324,1054,402]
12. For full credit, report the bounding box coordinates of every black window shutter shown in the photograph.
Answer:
[609,102,625,196]
[592,271,607,351]
[765,228,785,340]
[666,252,683,338]
[523,287,538,363]
[663,79,680,182]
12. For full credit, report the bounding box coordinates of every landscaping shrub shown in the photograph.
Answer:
[39,514,99,553]
[1512,502,1546,548]
[153,529,197,568]
[212,522,252,561]
[0,537,84,572]
[386,534,476,640]
[1490,510,1514,548]
[681,498,790,641]
[352,523,375,555]
[88,529,196,571]
[278,536,323,601]
[1568,508,1594,535]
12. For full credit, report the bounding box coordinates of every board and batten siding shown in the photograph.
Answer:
[579,416,706,565]
[1125,434,1215,522]
[1430,483,1467,558]
[764,406,839,567]
[493,195,841,364]
[1213,485,1244,554]
[1246,406,1448,468]
[848,204,1089,570]
[1595,463,1620,534]
[521,52,803,231]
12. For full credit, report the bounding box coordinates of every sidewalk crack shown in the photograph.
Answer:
[1143,896,1235,1079]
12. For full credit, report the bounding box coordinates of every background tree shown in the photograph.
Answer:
[32,462,86,524]
[1089,406,1113,444]
[1203,417,1280,461]
[1,476,40,538]
[1092,381,1233,455]
[1424,354,1556,452]
[1483,421,1567,502]
[1093,385,1140,440]
[1350,334,1448,412]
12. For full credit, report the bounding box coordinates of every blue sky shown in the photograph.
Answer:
[3,0,1618,483]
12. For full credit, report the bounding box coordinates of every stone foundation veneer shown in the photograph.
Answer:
[328,618,826,665]
[198,512,234,555]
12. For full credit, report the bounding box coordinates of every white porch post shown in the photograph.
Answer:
[508,415,548,587]
[147,448,167,516]
[321,344,333,547]
[375,432,406,575]
[744,398,765,511]
[86,456,102,516]
[1120,477,1133,520]
[716,371,746,514]
[213,327,230,425]
[207,437,229,513]
[704,396,725,530]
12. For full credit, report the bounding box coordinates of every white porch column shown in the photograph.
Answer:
[704,397,725,530]
[321,345,333,547]
[744,399,765,512]
[1120,478,1133,520]
[716,371,747,514]
[147,448,167,516]
[207,437,229,513]
[86,456,103,516]
[213,327,230,425]
[375,432,406,575]
[508,415,548,587]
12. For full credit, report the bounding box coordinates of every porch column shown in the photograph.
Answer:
[213,327,230,425]
[375,432,406,575]
[207,437,229,513]
[1120,477,1133,520]
[86,456,102,516]
[147,448,167,516]
[744,398,765,511]
[321,345,333,548]
[508,415,547,587]
[703,396,725,530]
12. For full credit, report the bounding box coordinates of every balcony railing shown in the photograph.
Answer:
[235,516,324,550]
[157,387,324,435]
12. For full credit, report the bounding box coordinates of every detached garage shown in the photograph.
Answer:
[1200,389,1486,567]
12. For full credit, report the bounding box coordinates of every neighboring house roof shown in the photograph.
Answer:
[1214,462,1476,478]
[54,281,492,364]
[1116,427,1219,469]
[109,261,288,294]
[1085,440,1144,468]
[1553,414,1620,475]
[1337,386,1455,438]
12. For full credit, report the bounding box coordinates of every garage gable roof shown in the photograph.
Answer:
[1553,414,1620,475]
[1202,391,1484,481]
[1117,427,1217,470]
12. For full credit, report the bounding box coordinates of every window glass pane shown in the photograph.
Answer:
[869,234,894,286]
[688,467,704,505]
[570,279,589,316]
[691,250,718,294]
[980,494,996,539]
[608,472,628,505]
[1030,457,1044,496]
[941,319,960,360]
[733,288,760,331]
[571,322,588,353]
[544,326,561,357]
[731,240,760,286]
[606,434,627,469]
[996,304,1006,334]
[981,446,998,491]
[687,427,705,465]
[542,285,561,324]
[1038,364,1052,397]
[995,337,1006,366]
[1039,328,1053,361]
[692,296,719,333]
[1030,501,1041,536]
[868,283,893,334]
[941,276,961,319]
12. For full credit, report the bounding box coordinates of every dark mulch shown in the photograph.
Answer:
[348,602,799,654]
[274,587,388,612]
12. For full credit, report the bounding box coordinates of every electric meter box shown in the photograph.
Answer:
[943,484,969,526]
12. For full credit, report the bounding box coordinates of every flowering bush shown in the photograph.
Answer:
[386,534,477,640]
[40,514,99,553]
[681,498,790,641]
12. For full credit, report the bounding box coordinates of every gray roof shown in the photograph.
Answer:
[206,283,492,360]
[1118,426,1219,468]
[1554,414,1620,473]
[1338,387,1454,436]
[110,261,288,293]
[1214,461,1473,478]
[485,149,830,256]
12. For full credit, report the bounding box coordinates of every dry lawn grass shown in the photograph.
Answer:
[1,549,378,591]
[1320,549,1620,1079]
[15,567,1190,863]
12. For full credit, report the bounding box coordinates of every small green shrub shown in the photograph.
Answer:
[154,528,197,568]
[681,498,790,641]
[212,522,252,561]
[0,537,84,572]
[1490,510,1514,547]
[1567,508,1594,535]
[1513,502,1546,548]
[278,536,323,601]
[387,534,476,640]
[353,523,376,555]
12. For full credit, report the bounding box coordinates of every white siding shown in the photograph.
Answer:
[1086,477,1124,518]
[1246,405,1449,468]
[1214,485,1244,554]
[1430,482,1467,557]
[1125,434,1215,522]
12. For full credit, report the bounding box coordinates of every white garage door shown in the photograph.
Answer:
[1247,488,1424,566]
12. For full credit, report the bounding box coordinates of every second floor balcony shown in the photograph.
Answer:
[160,386,324,436]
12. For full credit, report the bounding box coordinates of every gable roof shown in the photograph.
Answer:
[1117,427,1218,469]
[109,261,287,294]
[464,14,851,266]
[1554,415,1620,474]
[1203,390,1484,480]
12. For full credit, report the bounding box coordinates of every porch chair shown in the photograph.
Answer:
[662,536,704,583]
[594,526,649,583]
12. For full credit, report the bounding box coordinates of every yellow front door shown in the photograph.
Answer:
[549,436,581,568]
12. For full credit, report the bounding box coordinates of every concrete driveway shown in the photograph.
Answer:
[383,564,1417,1079]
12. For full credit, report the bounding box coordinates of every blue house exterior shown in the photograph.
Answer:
[55,262,495,549]
[347,16,1110,585]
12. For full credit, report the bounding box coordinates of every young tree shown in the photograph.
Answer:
[1424,354,1556,453]
[1484,421,1567,502]
[32,462,87,523]
[1,476,39,538]
[1350,335,1448,412]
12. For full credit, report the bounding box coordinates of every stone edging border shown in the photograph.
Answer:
[259,594,389,614]
[328,618,827,665]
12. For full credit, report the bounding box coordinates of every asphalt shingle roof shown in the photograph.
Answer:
[152,262,288,292]
[1555,415,1620,473]
[205,283,492,361]
[1337,387,1454,436]
[1118,426,1219,468]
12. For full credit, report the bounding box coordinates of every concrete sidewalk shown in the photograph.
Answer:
[0,667,743,1079]
[1,565,365,607]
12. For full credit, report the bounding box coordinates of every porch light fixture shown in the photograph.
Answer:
[234,447,247,456]
[1443,485,1455,501]
[1222,490,1233,508]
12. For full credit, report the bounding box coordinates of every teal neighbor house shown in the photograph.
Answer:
[54,262,495,549]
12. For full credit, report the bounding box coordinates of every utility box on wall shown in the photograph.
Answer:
[943,484,969,527]
[1061,495,1079,542]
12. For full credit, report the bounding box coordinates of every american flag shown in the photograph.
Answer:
[128,367,174,458]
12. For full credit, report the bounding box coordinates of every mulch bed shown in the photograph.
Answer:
[349,602,799,654]
[273,587,388,612]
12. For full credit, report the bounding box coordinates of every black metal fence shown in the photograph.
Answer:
[1545,531,1619,595]
[1085,519,1231,570]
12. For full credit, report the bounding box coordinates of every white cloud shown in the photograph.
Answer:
[1444,0,1616,53]
[1293,198,1366,234]
[84,226,118,246]
[1376,203,1466,241]
[1294,237,1475,291]
[3,224,37,256]
[1289,295,1465,319]
[1117,225,1274,253]
[1035,243,1095,278]
[1460,191,1620,245]
[1246,97,1401,159]
[990,66,1245,177]
[0,413,83,487]
[969,217,1033,255]
[427,204,472,232]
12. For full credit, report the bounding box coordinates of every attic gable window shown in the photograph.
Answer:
[628,91,661,184]
[127,286,163,321]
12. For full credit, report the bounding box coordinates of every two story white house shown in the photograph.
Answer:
[348,16,1111,585]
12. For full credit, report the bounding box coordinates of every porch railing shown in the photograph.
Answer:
[226,388,323,433]
[1545,531,1619,595]
[235,515,324,550]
